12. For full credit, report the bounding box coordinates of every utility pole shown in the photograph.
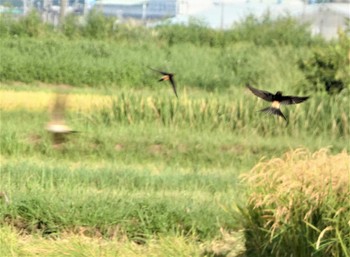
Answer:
[214,0,225,30]
[142,1,148,23]
[220,1,224,30]
[60,0,67,24]
[23,0,28,14]
[83,0,88,16]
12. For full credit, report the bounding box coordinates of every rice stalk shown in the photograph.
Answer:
[239,148,350,257]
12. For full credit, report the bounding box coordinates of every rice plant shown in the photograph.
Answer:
[239,148,350,257]
[1,89,348,140]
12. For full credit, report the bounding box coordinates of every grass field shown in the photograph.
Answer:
[0,83,349,256]
[0,12,349,256]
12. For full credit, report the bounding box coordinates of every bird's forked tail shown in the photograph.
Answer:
[259,107,288,124]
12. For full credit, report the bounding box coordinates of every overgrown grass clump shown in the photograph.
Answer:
[240,148,350,257]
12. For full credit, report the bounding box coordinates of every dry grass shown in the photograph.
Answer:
[201,228,246,257]
[0,225,201,257]
[240,148,350,257]
[243,148,349,211]
[0,90,112,112]
[1,225,248,257]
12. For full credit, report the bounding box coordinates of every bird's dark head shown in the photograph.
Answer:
[276,91,283,96]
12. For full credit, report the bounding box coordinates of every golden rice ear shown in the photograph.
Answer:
[241,148,349,229]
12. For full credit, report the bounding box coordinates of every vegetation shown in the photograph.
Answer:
[0,225,205,257]
[0,9,349,257]
[240,148,349,257]
[0,88,348,256]
[298,29,350,94]
[0,89,349,153]
[0,10,348,93]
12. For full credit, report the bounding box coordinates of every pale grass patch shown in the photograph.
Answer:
[0,225,201,257]
[201,228,246,257]
[0,90,112,112]
[0,155,235,176]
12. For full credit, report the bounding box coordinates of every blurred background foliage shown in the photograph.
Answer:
[0,9,349,94]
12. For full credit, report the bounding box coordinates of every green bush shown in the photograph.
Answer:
[82,9,116,40]
[157,18,226,47]
[0,10,52,37]
[61,13,82,39]
[298,30,350,94]
[230,13,322,47]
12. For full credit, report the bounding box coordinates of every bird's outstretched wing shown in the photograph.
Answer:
[148,67,170,76]
[280,96,310,105]
[246,84,274,102]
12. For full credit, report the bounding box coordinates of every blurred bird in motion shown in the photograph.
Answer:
[246,84,309,124]
[0,191,10,205]
[46,91,77,146]
[148,67,178,98]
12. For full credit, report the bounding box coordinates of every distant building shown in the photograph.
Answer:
[166,1,350,39]
[94,0,177,19]
[3,0,349,39]
[299,4,350,39]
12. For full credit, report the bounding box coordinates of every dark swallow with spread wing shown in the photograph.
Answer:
[149,67,178,98]
[246,84,309,123]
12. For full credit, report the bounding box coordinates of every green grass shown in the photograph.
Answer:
[0,158,242,239]
[0,86,348,256]
[0,37,313,92]
[0,87,348,163]
[0,12,349,256]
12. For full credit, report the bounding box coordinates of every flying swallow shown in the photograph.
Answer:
[149,67,178,98]
[246,84,309,123]
[46,92,77,145]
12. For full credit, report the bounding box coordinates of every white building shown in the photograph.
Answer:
[168,1,350,39]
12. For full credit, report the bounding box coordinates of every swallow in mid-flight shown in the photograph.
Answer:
[149,67,178,98]
[46,92,77,145]
[246,84,309,123]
